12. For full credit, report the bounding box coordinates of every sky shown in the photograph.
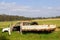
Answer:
[0,0,60,17]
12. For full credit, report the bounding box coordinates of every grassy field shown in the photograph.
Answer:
[0,19,60,40]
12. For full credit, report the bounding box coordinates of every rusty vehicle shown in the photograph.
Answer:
[2,21,56,35]
[12,21,56,32]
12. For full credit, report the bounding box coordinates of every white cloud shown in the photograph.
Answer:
[0,2,60,17]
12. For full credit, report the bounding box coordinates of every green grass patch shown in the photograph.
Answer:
[0,19,60,40]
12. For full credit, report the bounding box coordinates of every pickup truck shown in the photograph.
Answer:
[2,21,56,35]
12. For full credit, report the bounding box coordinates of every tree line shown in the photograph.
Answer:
[0,14,32,21]
[0,14,60,21]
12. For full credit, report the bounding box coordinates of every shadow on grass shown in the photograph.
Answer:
[22,31,52,34]
[57,26,60,29]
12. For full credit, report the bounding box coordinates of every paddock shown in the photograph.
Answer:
[2,21,56,35]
